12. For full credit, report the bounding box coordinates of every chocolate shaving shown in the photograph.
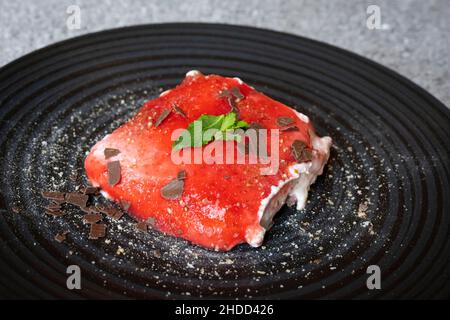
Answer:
[219,89,233,99]
[302,148,313,161]
[291,139,312,162]
[104,148,121,159]
[45,203,62,211]
[110,210,124,221]
[136,221,149,232]
[82,213,102,224]
[155,108,171,127]
[220,87,244,100]
[89,206,101,214]
[89,223,106,239]
[172,104,187,118]
[230,87,244,100]
[54,231,69,243]
[83,186,99,195]
[119,200,130,211]
[107,160,121,186]
[228,98,240,118]
[41,191,66,201]
[219,88,241,118]
[276,116,294,127]
[65,192,89,208]
[160,179,184,200]
[280,125,299,132]
[51,198,66,205]
[100,206,124,220]
[291,140,306,161]
[95,204,107,213]
[177,169,187,180]
[79,206,91,213]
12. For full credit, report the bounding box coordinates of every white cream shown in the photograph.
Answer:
[293,110,310,124]
[233,77,244,84]
[186,70,202,77]
[159,89,171,97]
[246,128,332,247]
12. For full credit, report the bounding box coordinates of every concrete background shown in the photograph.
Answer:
[0,0,448,107]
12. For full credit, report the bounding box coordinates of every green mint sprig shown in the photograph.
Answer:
[172,112,248,150]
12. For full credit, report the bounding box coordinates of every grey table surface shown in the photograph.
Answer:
[1,0,449,107]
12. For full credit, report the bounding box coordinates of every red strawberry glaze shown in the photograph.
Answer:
[85,71,330,250]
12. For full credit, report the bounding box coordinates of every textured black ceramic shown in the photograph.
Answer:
[0,24,449,299]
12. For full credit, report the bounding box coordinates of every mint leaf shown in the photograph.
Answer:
[232,120,248,129]
[220,112,236,131]
[199,114,224,130]
[172,112,249,150]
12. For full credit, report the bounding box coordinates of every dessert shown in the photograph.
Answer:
[85,71,331,250]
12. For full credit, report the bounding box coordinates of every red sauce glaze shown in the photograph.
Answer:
[85,72,314,250]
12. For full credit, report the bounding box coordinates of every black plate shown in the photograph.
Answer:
[0,23,449,299]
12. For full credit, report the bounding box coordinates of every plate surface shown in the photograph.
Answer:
[0,23,449,299]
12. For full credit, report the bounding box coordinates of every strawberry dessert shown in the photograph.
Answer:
[85,71,331,251]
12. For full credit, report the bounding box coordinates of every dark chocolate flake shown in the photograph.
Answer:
[41,191,66,201]
[291,140,306,162]
[89,206,101,214]
[89,223,106,239]
[119,200,131,211]
[51,198,66,205]
[276,116,294,127]
[101,206,124,220]
[218,89,233,99]
[172,104,187,118]
[82,213,102,224]
[54,231,69,243]
[230,87,244,100]
[136,221,149,232]
[95,204,106,211]
[83,186,99,195]
[155,108,171,127]
[291,139,313,162]
[160,178,184,200]
[104,148,121,159]
[228,98,239,116]
[219,89,240,117]
[280,125,299,132]
[107,160,121,186]
[79,206,91,213]
[177,169,186,180]
[65,192,89,208]
[111,211,124,221]
[302,148,313,161]
[45,203,62,211]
